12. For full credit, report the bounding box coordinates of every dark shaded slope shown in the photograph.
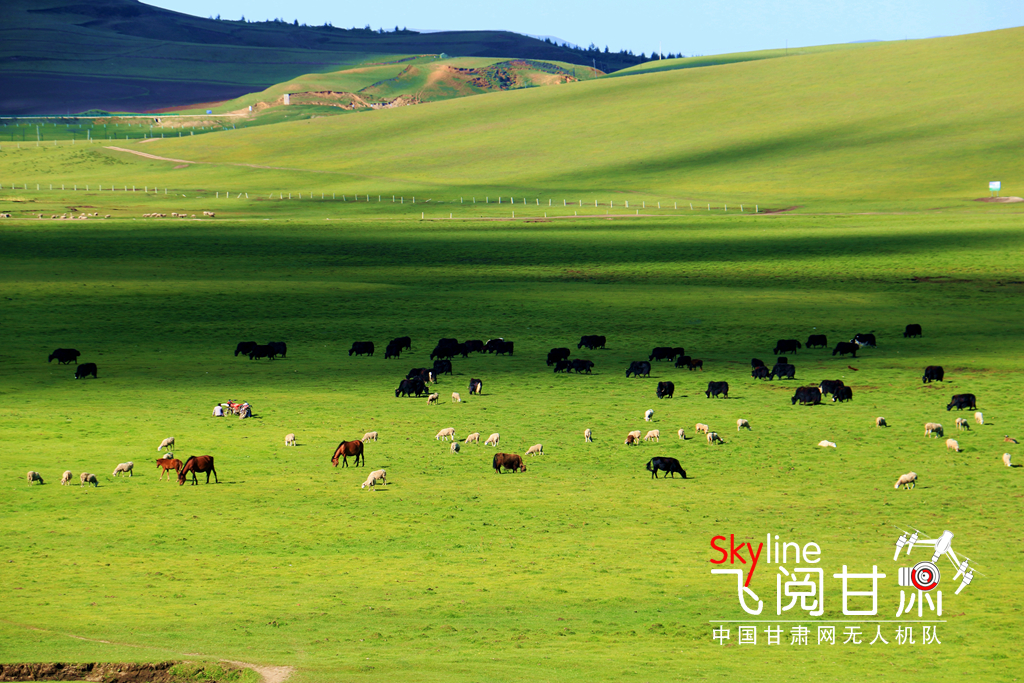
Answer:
[2,0,648,114]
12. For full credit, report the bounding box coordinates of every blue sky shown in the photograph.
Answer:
[146,0,1022,56]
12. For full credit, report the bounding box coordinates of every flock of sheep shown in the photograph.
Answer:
[27,328,1017,494]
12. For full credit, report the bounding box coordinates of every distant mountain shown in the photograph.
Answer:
[0,0,651,114]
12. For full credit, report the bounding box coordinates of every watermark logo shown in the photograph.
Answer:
[708,526,981,647]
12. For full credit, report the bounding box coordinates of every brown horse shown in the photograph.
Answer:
[178,455,218,485]
[156,458,183,481]
[332,440,364,467]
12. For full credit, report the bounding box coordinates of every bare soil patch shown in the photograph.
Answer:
[975,196,1023,203]
[0,662,176,682]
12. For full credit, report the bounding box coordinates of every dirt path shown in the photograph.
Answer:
[104,146,195,165]
[222,660,294,683]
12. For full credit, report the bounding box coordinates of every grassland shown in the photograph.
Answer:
[1,207,1023,683]
[1,24,1023,683]
[1,26,1021,214]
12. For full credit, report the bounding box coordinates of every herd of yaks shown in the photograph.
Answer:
[28,324,1017,492]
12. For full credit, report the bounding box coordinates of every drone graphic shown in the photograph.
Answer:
[893,527,980,595]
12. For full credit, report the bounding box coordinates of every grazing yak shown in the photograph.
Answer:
[390,336,413,351]
[553,360,572,373]
[923,366,944,383]
[818,380,845,398]
[75,363,98,379]
[649,347,677,362]
[431,343,456,360]
[831,386,854,403]
[49,348,81,364]
[571,359,594,374]
[248,344,277,360]
[646,457,687,479]
[626,361,651,378]
[349,341,375,357]
[493,453,526,473]
[904,324,922,338]
[406,367,434,383]
[656,381,675,399]
[395,378,427,397]
[947,394,977,411]
[792,386,822,405]
[686,358,704,371]
[268,342,287,358]
[769,363,796,380]
[547,348,571,366]
[674,355,692,369]
[751,366,770,380]
[578,335,606,350]
[705,381,729,399]
[806,334,828,348]
[384,342,403,359]
[332,440,364,467]
[433,359,454,376]
[832,342,858,357]
[852,333,876,347]
[469,378,483,395]
[751,358,766,369]
[463,339,485,353]
[493,340,514,355]
[774,339,802,355]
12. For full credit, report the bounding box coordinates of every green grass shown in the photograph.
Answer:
[608,41,876,78]
[2,27,1020,213]
[1,211,1022,682]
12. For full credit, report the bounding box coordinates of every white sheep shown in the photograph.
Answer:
[61,470,73,485]
[1003,453,1013,467]
[955,418,970,431]
[924,423,943,438]
[677,428,686,440]
[644,409,654,422]
[707,432,724,445]
[427,392,439,404]
[526,443,543,456]
[974,412,984,425]
[80,472,98,487]
[285,433,296,446]
[485,433,500,447]
[450,442,461,454]
[818,440,837,448]
[876,417,887,427]
[361,469,387,490]
[112,462,134,477]
[737,419,751,431]
[627,430,642,442]
[435,427,455,441]
[894,472,917,489]
[584,428,592,442]
[361,431,379,442]
[158,437,175,451]
[946,438,961,452]
[26,471,44,485]
[465,432,481,444]
[695,423,709,435]
[451,392,461,403]
[644,430,660,442]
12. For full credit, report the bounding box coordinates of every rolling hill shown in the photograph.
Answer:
[0,0,645,115]
[9,25,1011,213]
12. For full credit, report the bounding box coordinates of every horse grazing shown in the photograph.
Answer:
[332,440,364,468]
[178,456,218,486]
[156,458,183,481]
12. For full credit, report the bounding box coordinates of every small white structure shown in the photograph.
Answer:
[283,93,291,105]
